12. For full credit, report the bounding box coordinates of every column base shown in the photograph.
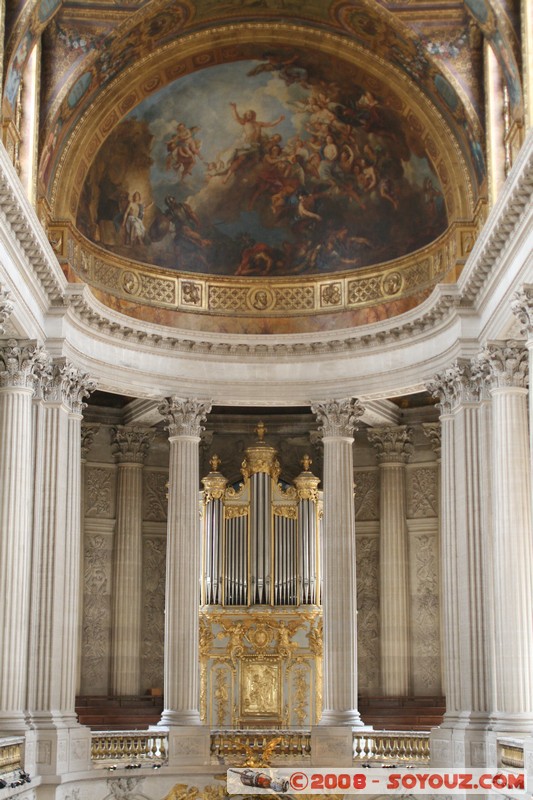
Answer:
[490,712,533,734]
[152,725,210,766]
[0,712,30,736]
[158,709,202,727]
[318,709,366,727]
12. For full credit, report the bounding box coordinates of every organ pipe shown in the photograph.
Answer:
[201,427,321,607]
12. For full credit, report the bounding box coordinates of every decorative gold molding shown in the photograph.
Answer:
[200,607,322,729]
[273,506,298,519]
[58,219,471,319]
[202,455,228,501]
[224,505,248,519]
[294,454,321,502]
[240,423,282,480]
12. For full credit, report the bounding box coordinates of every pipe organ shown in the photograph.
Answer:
[199,423,323,728]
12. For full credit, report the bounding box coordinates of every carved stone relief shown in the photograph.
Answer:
[356,535,380,694]
[407,466,438,518]
[143,471,168,522]
[85,467,115,518]
[81,532,113,693]
[410,532,441,694]
[141,536,166,691]
[354,470,379,521]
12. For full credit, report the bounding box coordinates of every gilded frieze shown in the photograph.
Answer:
[63,219,469,327]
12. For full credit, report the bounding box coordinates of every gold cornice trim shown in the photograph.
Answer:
[58,218,478,317]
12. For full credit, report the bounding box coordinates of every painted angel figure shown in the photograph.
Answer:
[165,122,202,180]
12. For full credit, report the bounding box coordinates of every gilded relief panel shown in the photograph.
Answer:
[200,608,322,728]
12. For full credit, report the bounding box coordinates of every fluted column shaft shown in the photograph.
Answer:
[453,391,491,719]
[479,340,533,730]
[429,360,496,731]
[158,397,211,726]
[312,398,364,726]
[427,372,462,722]
[0,340,48,732]
[110,427,153,696]
[27,361,95,725]
[368,426,412,697]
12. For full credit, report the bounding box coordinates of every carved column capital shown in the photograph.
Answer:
[81,423,100,461]
[43,359,97,412]
[511,287,533,335]
[0,339,52,390]
[426,369,458,415]
[158,396,212,438]
[311,397,364,438]
[476,340,529,389]
[426,357,484,414]
[0,286,14,335]
[111,425,154,464]
[367,425,413,464]
[422,422,441,458]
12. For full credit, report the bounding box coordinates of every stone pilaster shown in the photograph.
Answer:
[77,424,99,695]
[422,422,445,699]
[478,340,533,733]
[25,359,95,775]
[310,398,365,729]
[157,397,211,737]
[110,425,153,696]
[0,340,50,733]
[368,425,413,697]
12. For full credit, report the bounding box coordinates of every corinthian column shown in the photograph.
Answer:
[367,426,413,697]
[478,340,533,732]
[26,360,95,775]
[158,397,211,729]
[110,426,153,696]
[311,398,364,728]
[426,370,461,727]
[428,358,500,766]
[0,339,50,733]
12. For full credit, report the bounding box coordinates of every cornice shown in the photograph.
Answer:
[64,283,462,359]
[0,143,66,307]
[458,128,533,308]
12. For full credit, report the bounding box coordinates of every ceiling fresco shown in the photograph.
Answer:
[76,49,448,278]
[0,0,527,333]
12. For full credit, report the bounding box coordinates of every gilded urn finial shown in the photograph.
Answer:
[301,453,312,471]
